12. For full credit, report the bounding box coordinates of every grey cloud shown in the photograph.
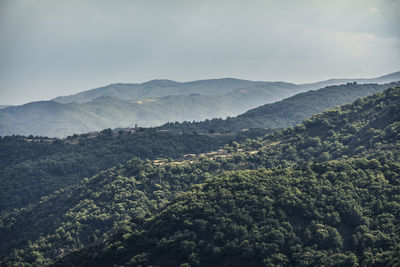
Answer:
[0,0,399,105]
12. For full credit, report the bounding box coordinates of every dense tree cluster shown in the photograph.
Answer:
[56,159,400,266]
[0,157,245,265]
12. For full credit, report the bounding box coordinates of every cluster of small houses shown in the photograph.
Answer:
[25,138,55,143]
[184,148,230,160]
[153,148,250,166]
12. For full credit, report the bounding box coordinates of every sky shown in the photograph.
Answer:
[0,0,399,105]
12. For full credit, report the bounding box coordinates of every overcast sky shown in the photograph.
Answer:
[0,0,399,105]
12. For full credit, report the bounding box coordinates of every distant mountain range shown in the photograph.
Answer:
[0,72,399,137]
[52,78,275,104]
[53,72,400,104]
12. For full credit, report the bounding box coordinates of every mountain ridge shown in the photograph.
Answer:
[52,72,400,104]
[52,78,278,104]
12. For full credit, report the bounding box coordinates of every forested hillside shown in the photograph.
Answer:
[0,128,262,212]
[1,86,398,266]
[57,159,400,267]
[160,82,398,133]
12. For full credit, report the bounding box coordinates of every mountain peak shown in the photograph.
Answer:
[141,79,181,86]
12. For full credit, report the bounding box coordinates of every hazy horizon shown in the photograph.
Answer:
[1,0,399,105]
